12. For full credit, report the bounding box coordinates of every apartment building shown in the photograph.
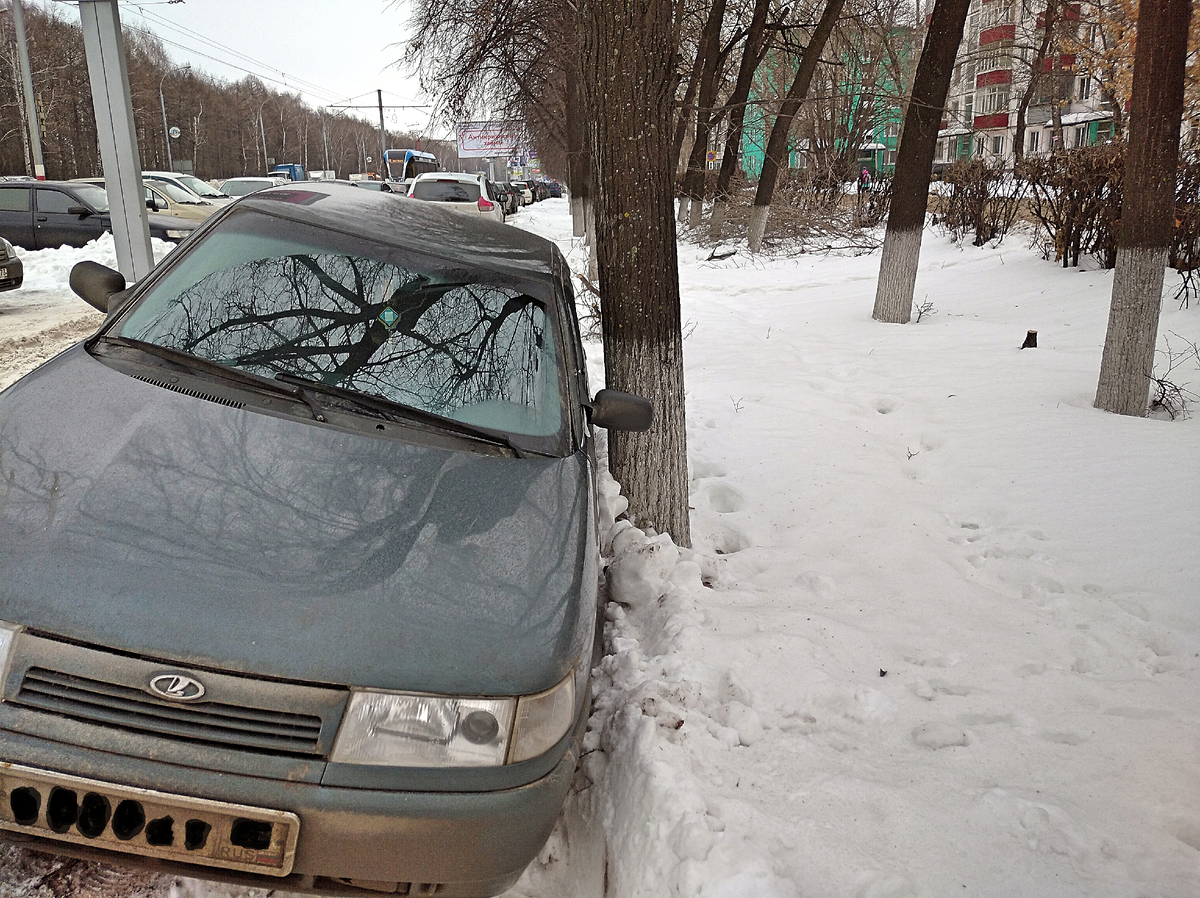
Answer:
[936,0,1113,166]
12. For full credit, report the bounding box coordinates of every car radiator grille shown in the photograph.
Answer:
[13,668,323,755]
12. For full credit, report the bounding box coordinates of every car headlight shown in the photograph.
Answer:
[330,670,576,768]
[165,229,189,239]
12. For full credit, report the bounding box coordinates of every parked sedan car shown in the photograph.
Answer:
[73,179,219,223]
[0,236,23,291]
[492,181,518,216]
[142,171,234,205]
[407,172,506,223]
[509,181,535,205]
[0,180,196,250]
[0,183,651,897]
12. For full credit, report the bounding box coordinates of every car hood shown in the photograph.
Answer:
[0,346,595,696]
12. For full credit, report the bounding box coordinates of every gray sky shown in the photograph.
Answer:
[65,0,447,137]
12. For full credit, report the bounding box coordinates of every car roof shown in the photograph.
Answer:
[236,182,560,284]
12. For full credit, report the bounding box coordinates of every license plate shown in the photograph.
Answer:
[0,762,299,876]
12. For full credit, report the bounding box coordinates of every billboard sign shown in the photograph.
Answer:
[457,121,526,158]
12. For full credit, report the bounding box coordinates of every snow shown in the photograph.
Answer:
[1,202,1198,897]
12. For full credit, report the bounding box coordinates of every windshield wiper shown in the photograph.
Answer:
[92,335,324,420]
[273,372,534,457]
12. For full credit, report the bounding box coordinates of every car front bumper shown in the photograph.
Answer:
[0,728,578,897]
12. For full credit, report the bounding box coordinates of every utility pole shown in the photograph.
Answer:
[8,0,45,179]
[378,89,388,180]
[258,103,268,172]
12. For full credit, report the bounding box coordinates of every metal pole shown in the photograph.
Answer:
[378,89,387,179]
[78,0,153,280]
[9,0,45,179]
[159,77,172,172]
[258,104,268,172]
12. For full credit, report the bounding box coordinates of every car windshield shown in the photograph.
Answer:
[412,180,481,203]
[176,175,223,198]
[113,207,563,440]
[73,182,110,212]
[154,181,200,203]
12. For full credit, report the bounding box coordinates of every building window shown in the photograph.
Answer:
[980,86,1010,115]
[964,94,974,121]
[975,136,986,156]
[1077,76,1092,100]
[1074,126,1088,147]
[1027,129,1040,152]
[992,135,1004,155]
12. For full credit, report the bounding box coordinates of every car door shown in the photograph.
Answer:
[33,186,104,249]
[0,185,35,250]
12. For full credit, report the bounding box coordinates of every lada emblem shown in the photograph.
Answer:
[148,673,206,702]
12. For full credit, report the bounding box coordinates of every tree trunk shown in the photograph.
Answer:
[680,0,730,228]
[1013,0,1060,166]
[747,0,846,252]
[872,0,972,323]
[1095,0,1191,415]
[711,0,771,238]
[578,0,690,547]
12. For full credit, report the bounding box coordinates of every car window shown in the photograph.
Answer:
[68,183,110,212]
[176,175,222,198]
[222,180,270,196]
[411,180,481,203]
[115,209,564,439]
[0,187,30,212]
[154,181,199,203]
[35,189,75,214]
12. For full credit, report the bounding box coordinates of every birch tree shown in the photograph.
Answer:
[1094,0,1192,415]
[871,0,971,323]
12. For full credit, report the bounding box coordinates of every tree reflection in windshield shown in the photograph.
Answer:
[119,251,561,436]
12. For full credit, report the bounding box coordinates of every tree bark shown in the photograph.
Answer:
[1095,0,1192,416]
[710,0,771,238]
[747,0,846,253]
[871,0,972,323]
[579,0,691,547]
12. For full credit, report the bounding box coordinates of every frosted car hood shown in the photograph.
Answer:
[0,346,596,696]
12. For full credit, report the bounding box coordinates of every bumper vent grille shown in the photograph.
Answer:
[14,668,323,755]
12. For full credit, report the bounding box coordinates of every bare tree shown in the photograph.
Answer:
[872,0,971,323]
[746,0,847,253]
[579,0,691,545]
[1095,0,1192,415]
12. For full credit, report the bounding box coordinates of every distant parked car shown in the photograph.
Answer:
[0,180,196,250]
[407,172,506,223]
[510,181,534,205]
[143,171,234,205]
[0,236,23,291]
[219,177,285,198]
[492,181,518,215]
[73,179,218,223]
[0,182,652,896]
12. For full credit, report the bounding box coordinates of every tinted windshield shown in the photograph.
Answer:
[177,175,223,198]
[114,208,563,441]
[412,180,481,202]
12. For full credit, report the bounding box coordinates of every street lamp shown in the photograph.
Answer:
[159,63,190,172]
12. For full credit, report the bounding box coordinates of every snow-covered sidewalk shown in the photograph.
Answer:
[512,202,1200,898]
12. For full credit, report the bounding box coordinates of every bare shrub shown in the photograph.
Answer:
[1018,145,1124,268]
[1170,153,1200,308]
[933,158,1025,246]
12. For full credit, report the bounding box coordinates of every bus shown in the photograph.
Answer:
[385,149,439,184]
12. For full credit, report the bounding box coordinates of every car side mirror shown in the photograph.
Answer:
[67,205,91,218]
[590,389,653,432]
[69,260,126,312]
